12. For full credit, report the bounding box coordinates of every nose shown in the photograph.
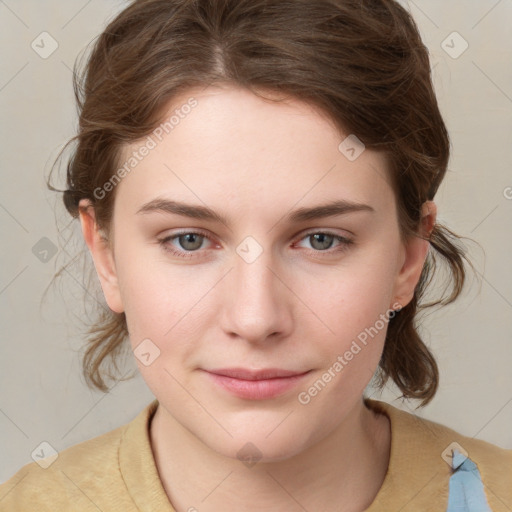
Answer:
[219,247,294,345]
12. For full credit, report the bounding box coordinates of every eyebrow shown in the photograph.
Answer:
[136,198,375,225]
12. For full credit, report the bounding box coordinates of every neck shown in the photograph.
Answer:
[149,398,390,512]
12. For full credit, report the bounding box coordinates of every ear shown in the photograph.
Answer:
[391,201,437,309]
[78,199,124,314]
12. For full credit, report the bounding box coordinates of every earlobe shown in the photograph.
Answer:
[78,199,124,314]
[391,201,437,309]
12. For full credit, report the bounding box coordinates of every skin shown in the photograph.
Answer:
[79,84,436,511]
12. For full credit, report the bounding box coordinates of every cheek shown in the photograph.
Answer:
[114,248,215,367]
[305,253,399,339]
[115,260,195,393]
[295,246,400,389]
[296,277,395,415]
[114,248,178,343]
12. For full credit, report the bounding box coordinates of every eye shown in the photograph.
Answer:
[295,231,354,254]
[158,230,214,259]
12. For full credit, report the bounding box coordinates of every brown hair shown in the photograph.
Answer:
[50,0,474,406]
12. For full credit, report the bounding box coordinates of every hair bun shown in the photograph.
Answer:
[63,189,79,214]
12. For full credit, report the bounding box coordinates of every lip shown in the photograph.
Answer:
[207,367,309,380]
[202,368,312,400]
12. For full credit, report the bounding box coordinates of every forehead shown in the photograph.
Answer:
[114,84,393,218]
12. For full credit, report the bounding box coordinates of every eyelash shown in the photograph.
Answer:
[157,229,354,259]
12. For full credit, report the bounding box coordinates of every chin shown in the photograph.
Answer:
[204,429,311,466]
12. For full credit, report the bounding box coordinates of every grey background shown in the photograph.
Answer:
[1,0,511,483]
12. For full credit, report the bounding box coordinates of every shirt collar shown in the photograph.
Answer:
[363,398,449,510]
[118,397,449,511]
[119,399,176,512]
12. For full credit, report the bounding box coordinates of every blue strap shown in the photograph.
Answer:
[446,448,493,511]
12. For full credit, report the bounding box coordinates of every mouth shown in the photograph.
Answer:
[201,367,312,400]
[206,367,310,380]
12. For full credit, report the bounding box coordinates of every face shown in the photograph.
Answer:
[82,84,431,462]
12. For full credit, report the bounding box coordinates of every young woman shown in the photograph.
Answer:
[1,0,510,510]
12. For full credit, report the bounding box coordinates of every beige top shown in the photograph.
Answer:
[1,398,511,511]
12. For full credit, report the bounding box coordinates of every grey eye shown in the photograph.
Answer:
[177,233,204,251]
[308,233,335,250]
